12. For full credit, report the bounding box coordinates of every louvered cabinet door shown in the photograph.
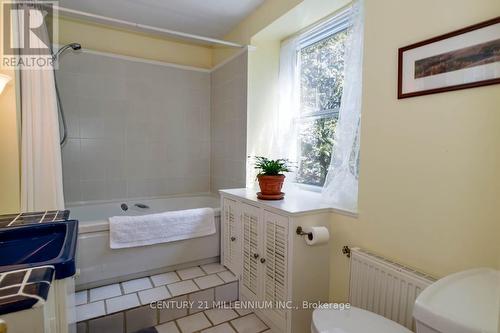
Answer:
[222,198,241,275]
[240,203,263,301]
[263,211,289,320]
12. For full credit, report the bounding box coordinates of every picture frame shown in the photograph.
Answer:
[398,16,500,99]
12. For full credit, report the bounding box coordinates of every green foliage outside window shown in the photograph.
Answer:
[296,29,348,186]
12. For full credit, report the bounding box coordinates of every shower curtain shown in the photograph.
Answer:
[15,4,65,211]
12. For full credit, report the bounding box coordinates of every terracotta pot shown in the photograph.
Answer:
[257,174,285,195]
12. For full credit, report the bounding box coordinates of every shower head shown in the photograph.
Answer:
[52,42,82,61]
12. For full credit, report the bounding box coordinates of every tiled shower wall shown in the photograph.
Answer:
[58,53,211,203]
[210,51,248,191]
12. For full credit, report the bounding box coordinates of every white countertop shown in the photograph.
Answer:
[219,186,357,217]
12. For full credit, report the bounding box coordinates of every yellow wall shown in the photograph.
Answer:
[56,17,213,69]
[213,0,302,65]
[0,0,20,214]
[329,0,500,301]
[246,39,280,180]
[227,0,500,302]
[0,67,20,214]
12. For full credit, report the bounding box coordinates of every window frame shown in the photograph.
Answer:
[293,9,351,188]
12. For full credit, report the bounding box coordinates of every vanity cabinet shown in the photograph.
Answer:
[240,202,262,301]
[220,190,332,333]
[222,197,241,275]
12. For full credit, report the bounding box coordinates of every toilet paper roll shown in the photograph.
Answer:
[304,226,330,246]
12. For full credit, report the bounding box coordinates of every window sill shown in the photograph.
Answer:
[285,183,358,217]
[220,185,358,218]
[292,182,323,193]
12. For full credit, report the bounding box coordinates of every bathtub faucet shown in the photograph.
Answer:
[121,203,128,211]
[134,203,150,209]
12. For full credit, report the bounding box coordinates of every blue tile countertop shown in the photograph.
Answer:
[0,220,78,280]
[0,210,70,228]
[0,266,54,315]
[0,210,78,315]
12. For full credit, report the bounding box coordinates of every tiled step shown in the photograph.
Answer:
[76,263,239,333]
[147,308,271,333]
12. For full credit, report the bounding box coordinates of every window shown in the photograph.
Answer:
[295,14,349,187]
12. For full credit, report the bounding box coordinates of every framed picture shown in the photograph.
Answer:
[398,16,500,99]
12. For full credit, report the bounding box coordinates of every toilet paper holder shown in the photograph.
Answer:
[296,226,313,241]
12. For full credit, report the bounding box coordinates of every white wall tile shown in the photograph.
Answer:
[61,139,81,183]
[210,51,248,193]
[59,53,211,204]
[62,178,82,204]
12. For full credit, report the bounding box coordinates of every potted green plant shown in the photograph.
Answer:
[253,156,292,200]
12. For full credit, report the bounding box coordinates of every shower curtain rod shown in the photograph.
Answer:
[55,6,245,49]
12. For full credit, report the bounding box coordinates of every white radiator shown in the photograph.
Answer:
[349,248,435,330]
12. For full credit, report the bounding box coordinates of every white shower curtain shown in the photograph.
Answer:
[16,4,65,211]
[321,0,364,211]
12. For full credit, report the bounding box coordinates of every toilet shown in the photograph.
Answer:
[311,306,412,333]
[312,268,499,333]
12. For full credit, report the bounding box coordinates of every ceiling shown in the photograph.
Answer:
[58,0,265,38]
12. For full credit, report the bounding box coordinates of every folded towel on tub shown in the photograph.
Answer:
[109,207,216,249]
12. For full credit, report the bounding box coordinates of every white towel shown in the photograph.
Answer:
[109,207,216,249]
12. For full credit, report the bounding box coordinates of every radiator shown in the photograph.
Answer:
[349,248,436,330]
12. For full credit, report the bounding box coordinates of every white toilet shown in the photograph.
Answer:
[312,268,500,333]
[312,305,412,333]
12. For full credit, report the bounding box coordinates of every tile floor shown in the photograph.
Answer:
[152,309,271,333]
[76,263,241,333]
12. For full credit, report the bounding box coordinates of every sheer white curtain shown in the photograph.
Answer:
[16,5,65,211]
[275,36,301,181]
[322,0,364,211]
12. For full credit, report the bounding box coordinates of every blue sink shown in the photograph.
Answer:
[0,220,78,279]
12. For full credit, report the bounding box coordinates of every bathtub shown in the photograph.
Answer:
[68,195,221,289]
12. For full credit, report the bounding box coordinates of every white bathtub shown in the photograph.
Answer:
[68,195,221,289]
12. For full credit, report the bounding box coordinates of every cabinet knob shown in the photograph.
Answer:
[230,236,236,242]
[0,319,7,333]
[253,253,260,259]
[260,258,266,264]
